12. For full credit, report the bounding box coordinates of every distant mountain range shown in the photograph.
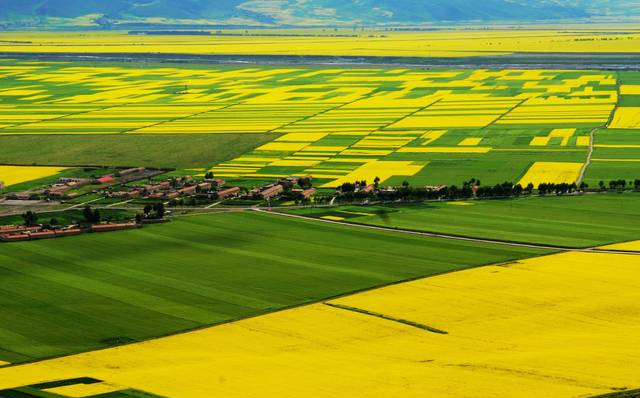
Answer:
[0,0,639,28]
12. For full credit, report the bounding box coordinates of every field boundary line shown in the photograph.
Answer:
[484,98,527,127]
[266,94,376,134]
[0,104,121,132]
[122,103,237,134]
[255,209,640,255]
[324,302,448,334]
[376,97,444,130]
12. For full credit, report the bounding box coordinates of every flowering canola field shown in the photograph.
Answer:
[0,29,640,57]
[0,251,638,398]
[0,60,631,187]
[518,162,584,186]
[0,165,67,187]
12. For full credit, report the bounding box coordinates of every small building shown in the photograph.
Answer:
[13,192,32,200]
[91,223,139,233]
[117,167,145,176]
[217,187,241,200]
[361,184,376,194]
[178,185,197,195]
[110,190,141,199]
[301,188,316,199]
[58,177,91,186]
[144,181,171,192]
[164,191,180,200]
[96,175,115,184]
[54,228,82,237]
[424,185,447,192]
[260,184,283,200]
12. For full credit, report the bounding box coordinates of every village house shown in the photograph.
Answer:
[95,175,115,184]
[360,184,376,194]
[258,184,284,200]
[217,186,241,200]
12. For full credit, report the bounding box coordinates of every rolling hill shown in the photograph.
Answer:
[0,0,637,28]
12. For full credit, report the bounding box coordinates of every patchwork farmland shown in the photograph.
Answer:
[1,21,640,398]
[1,60,638,188]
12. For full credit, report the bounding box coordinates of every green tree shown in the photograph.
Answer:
[153,202,165,219]
[83,205,94,223]
[93,209,101,224]
[22,211,38,226]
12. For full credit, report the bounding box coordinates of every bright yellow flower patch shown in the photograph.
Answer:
[44,382,123,397]
[458,137,483,146]
[599,240,640,252]
[518,162,583,187]
[321,160,427,188]
[0,165,67,187]
[620,85,640,95]
[609,107,640,129]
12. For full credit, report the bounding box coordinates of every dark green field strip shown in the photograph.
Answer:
[288,193,640,248]
[596,129,640,145]
[0,134,277,169]
[0,211,547,363]
[591,390,640,398]
[584,161,640,187]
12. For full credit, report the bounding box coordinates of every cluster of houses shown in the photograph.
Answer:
[103,175,315,203]
[4,167,164,201]
[0,222,140,242]
[249,176,316,201]
[105,175,236,201]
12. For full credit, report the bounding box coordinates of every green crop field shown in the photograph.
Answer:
[1,59,638,189]
[0,211,547,363]
[286,193,640,248]
[0,134,276,170]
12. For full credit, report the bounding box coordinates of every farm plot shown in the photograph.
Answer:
[287,193,640,248]
[1,29,640,58]
[0,61,626,186]
[0,211,544,363]
[0,165,67,187]
[0,251,638,398]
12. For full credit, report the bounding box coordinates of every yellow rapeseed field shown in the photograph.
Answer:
[518,162,583,187]
[609,107,640,129]
[320,160,427,188]
[620,85,640,95]
[0,251,639,398]
[458,137,483,146]
[43,382,123,397]
[0,165,67,187]
[600,240,640,252]
[1,29,639,57]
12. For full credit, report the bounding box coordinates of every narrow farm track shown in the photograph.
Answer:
[254,209,640,255]
[578,72,622,184]
[577,126,598,185]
